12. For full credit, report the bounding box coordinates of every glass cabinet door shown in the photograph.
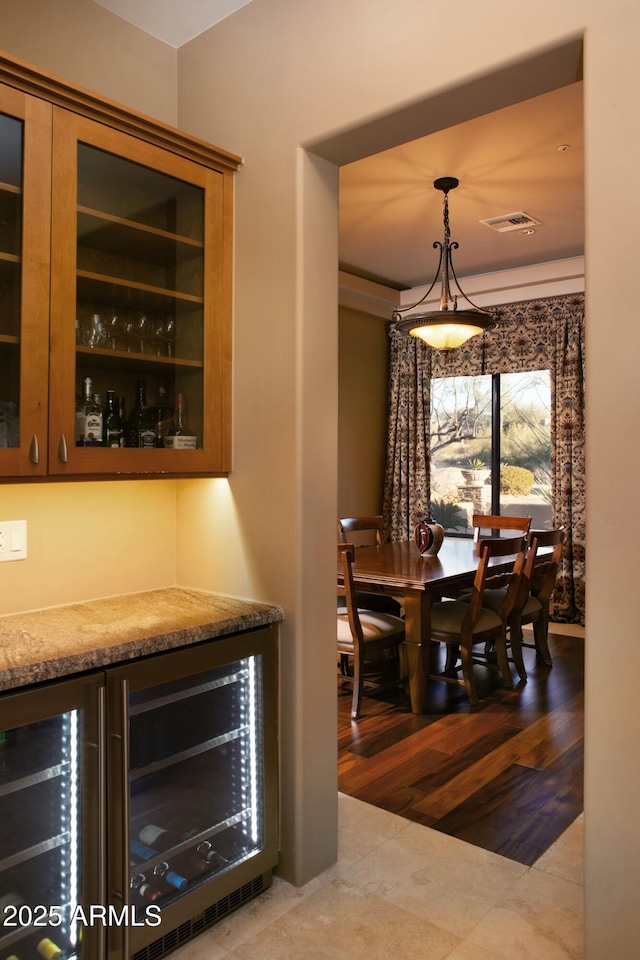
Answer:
[0,86,51,478]
[49,109,232,477]
[0,675,103,960]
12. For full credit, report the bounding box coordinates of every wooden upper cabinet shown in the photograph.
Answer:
[0,85,51,477]
[0,52,239,480]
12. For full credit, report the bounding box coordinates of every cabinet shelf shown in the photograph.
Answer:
[131,724,249,782]
[0,829,70,873]
[129,807,252,878]
[0,760,71,799]
[78,206,203,266]
[75,345,203,371]
[0,333,18,345]
[77,270,204,308]
[130,668,249,716]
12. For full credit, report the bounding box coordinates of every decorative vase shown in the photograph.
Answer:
[414,513,445,557]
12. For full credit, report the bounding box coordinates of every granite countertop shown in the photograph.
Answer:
[0,587,283,692]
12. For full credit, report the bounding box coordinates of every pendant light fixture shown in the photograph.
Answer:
[392,177,496,349]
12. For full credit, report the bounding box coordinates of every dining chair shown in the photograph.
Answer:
[338,515,385,545]
[466,535,540,682]
[337,542,408,719]
[427,536,527,705]
[511,528,565,666]
[338,516,402,615]
[472,513,532,542]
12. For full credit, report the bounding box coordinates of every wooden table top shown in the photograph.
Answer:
[344,537,524,593]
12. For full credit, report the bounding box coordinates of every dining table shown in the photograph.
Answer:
[339,536,527,715]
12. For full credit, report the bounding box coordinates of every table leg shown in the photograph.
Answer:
[402,590,432,714]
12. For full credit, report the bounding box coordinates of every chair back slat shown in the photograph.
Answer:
[338,516,384,546]
[472,513,531,543]
[337,542,364,643]
[466,535,527,626]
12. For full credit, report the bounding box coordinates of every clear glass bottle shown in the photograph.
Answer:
[83,393,103,446]
[164,393,196,449]
[75,376,93,447]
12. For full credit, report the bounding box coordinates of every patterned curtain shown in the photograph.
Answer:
[383,292,585,625]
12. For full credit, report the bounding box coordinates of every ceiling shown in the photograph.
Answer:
[339,81,584,291]
[90,1,584,293]
[91,0,253,47]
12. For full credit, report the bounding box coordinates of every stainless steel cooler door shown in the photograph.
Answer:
[106,626,278,960]
[0,674,104,960]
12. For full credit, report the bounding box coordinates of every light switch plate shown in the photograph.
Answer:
[0,519,27,562]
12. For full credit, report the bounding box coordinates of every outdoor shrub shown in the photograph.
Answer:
[500,465,534,496]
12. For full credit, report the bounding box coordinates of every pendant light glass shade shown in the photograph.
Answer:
[392,178,496,349]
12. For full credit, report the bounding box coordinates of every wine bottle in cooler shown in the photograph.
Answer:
[130,838,187,890]
[130,870,162,903]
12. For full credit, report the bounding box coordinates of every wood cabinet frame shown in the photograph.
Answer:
[0,50,240,480]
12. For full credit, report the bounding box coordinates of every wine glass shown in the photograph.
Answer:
[162,316,176,357]
[104,310,122,350]
[133,312,151,354]
[83,313,107,348]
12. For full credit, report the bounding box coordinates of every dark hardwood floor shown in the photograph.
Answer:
[337,627,584,866]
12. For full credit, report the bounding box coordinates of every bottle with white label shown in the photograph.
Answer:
[163,393,196,449]
[83,393,103,446]
[75,376,93,446]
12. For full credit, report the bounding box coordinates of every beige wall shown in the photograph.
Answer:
[174,1,640,955]
[338,307,389,519]
[0,0,178,124]
[0,0,179,615]
[1,0,640,954]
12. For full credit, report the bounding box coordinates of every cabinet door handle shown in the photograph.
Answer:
[28,434,39,464]
[58,433,68,463]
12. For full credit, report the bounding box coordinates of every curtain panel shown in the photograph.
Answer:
[383,292,585,625]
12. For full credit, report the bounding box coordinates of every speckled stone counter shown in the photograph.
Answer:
[0,588,283,692]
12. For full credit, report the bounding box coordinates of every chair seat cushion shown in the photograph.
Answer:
[521,594,543,620]
[430,600,502,636]
[337,609,405,645]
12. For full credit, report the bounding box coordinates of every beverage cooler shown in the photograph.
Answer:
[0,626,279,960]
[0,674,103,960]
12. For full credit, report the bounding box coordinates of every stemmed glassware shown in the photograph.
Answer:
[133,312,151,354]
[104,309,122,350]
[153,315,176,357]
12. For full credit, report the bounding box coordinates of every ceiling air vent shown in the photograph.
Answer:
[479,212,542,233]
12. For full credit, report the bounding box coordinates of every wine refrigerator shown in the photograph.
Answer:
[0,625,279,960]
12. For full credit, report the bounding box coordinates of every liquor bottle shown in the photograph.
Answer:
[118,397,127,446]
[124,380,156,448]
[152,386,173,447]
[163,393,196,449]
[83,392,103,446]
[103,390,121,447]
[75,376,93,446]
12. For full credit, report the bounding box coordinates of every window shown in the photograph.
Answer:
[429,371,552,534]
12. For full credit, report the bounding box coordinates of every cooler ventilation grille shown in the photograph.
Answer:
[131,873,268,960]
[479,212,542,233]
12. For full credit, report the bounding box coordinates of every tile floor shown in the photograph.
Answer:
[171,793,584,960]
